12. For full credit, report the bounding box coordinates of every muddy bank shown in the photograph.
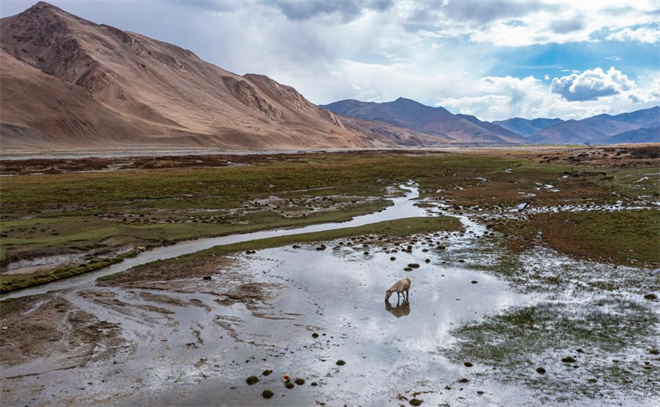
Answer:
[0,294,123,369]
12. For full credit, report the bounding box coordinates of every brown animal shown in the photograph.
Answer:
[385,277,411,302]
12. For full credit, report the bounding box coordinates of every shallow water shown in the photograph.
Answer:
[1,232,529,406]
[122,246,527,406]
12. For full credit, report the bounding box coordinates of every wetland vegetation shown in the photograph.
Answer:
[1,146,658,405]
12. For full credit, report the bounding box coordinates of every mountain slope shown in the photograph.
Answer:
[323,98,525,144]
[532,106,659,144]
[608,126,660,144]
[492,117,564,137]
[2,2,439,151]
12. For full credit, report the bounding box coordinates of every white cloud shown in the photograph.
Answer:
[628,78,660,103]
[606,27,660,44]
[551,67,635,101]
[434,70,659,121]
[418,1,660,47]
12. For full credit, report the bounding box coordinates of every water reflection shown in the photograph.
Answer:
[385,299,410,318]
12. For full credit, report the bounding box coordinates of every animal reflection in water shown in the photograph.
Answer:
[385,277,411,318]
[385,299,410,318]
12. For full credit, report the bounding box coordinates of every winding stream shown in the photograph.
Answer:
[2,184,427,300]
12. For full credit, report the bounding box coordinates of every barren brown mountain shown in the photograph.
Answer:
[0,2,450,152]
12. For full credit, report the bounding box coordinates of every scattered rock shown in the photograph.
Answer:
[562,356,577,363]
[311,382,318,386]
[649,349,659,355]
[294,378,305,385]
[536,367,546,374]
[425,259,430,263]
[588,378,597,383]
[336,360,346,366]
[202,275,212,280]
[409,399,423,406]
[404,267,413,271]
[285,382,295,389]
[408,263,420,269]
[246,376,259,385]
[262,389,274,399]
[464,362,473,367]
[477,390,484,395]
[471,281,478,284]
[457,378,469,383]
[644,293,657,300]
[312,333,319,338]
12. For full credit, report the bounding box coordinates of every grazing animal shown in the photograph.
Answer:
[385,277,411,302]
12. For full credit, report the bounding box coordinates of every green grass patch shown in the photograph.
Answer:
[0,257,124,293]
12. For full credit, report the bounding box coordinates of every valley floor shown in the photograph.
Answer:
[0,146,658,406]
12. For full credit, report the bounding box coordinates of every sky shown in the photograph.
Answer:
[1,0,659,121]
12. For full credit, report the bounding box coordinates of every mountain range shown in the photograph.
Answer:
[0,2,658,153]
[322,98,525,144]
[325,100,659,145]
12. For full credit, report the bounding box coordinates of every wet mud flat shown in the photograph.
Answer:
[0,222,525,406]
[2,196,658,406]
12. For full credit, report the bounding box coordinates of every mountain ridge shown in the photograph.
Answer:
[322,98,525,144]
[531,106,660,144]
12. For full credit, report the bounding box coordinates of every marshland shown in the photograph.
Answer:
[1,146,658,406]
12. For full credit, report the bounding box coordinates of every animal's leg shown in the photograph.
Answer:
[405,288,409,301]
